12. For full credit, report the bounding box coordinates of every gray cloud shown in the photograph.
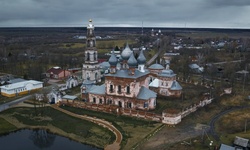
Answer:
[0,0,249,28]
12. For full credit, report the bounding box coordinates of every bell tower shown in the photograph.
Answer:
[85,19,98,64]
[82,19,101,83]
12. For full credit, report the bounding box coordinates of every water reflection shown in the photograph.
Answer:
[0,129,100,150]
[29,129,56,148]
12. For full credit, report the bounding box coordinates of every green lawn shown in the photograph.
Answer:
[0,117,17,134]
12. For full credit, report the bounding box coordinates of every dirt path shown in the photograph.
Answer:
[51,105,122,150]
[138,123,209,150]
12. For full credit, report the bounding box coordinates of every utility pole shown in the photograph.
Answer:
[142,21,144,36]
[243,65,248,93]
[245,119,247,133]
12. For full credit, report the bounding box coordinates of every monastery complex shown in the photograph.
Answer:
[81,20,182,111]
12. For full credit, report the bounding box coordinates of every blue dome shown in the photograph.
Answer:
[128,53,137,67]
[162,69,174,75]
[108,50,118,66]
[121,43,132,60]
[137,50,146,64]
[148,64,164,69]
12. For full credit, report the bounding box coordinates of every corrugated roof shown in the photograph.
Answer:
[105,69,149,79]
[170,81,182,90]
[88,84,106,95]
[7,78,26,84]
[219,144,234,150]
[62,95,77,100]
[0,80,43,90]
[234,136,249,147]
[137,86,157,100]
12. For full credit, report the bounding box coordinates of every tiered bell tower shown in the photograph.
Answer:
[82,19,101,82]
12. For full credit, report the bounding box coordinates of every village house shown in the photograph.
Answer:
[46,67,71,79]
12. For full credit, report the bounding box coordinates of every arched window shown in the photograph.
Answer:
[87,52,90,61]
[118,85,121,93]
[95,72,98,80]
[110,85,113,92]
[87,40,90,47]
[126,85,130,94]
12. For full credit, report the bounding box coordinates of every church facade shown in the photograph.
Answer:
[82,20,101,83]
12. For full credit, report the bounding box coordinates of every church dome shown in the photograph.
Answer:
[161,69,174,75]
[128,53,137,67]
[108,50,118,66]
[148,64,164,70]
[137,50,146,64]
[121,43,133,60]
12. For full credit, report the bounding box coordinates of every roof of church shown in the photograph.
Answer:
[105,69,149,79]
[88,84,105,95]
[170,80,182,90]
[127,53,137,67]
[148,64,164,70]
[121,43,133,60]
[149,78,159,87]
[62,95,78,100]
[158,69,176,77]
[81,79,95,87]
[137,86,157,100]
[137,50,146,64]
[108,50,118,66]
[100,61,110,68]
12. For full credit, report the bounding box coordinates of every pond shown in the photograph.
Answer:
[0,129,100,150]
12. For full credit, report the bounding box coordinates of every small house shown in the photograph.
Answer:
[46,67,70,79]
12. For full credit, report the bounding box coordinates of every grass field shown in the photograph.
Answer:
[0,117,17,134]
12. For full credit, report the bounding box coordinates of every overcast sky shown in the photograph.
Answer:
[0,0,250,28]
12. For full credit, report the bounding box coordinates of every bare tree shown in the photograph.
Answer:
[196,52,204,66]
